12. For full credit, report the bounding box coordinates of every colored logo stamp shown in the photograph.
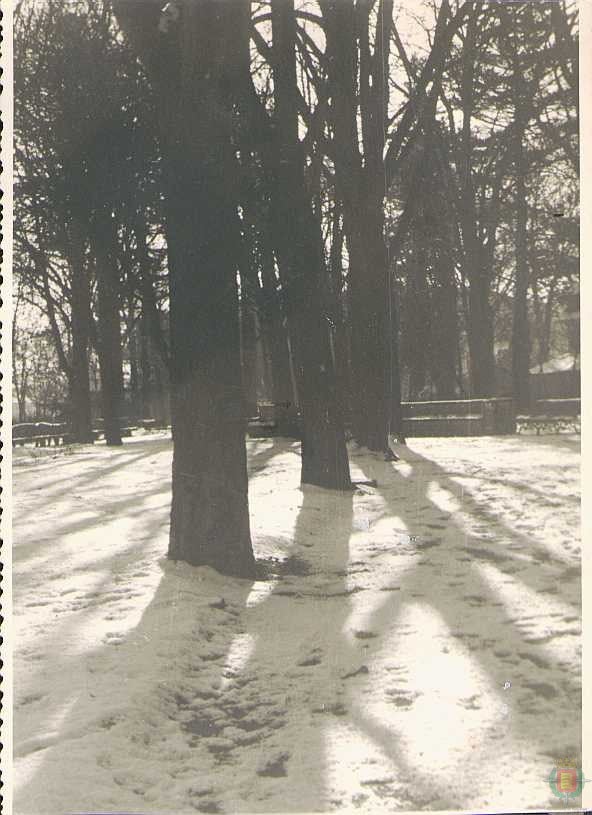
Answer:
[548,756,590,801]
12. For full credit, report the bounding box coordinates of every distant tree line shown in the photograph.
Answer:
[14,0,578,576]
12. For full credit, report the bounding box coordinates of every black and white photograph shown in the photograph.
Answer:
[2,0,585,812]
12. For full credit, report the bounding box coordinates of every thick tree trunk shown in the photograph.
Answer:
[272,193,351,487]
[68,226,94,443]
[267,308,297,425]
[271,0,351,489]
[321,0,394,452]
[540,279,557,366]
[92,216,124,446]
[140,313,152,419]
[458,9,496,399]
[238,169,296,416]
[135,219,171,422]
[511,125,531,411]
[354,0,393,449]
[17,396,27,423]
[431,279,460,399]
[134,217,170,370]
[166,179,254,572]
[347,207,391,449]
[389,278,405,441]
[236,211,263,418]
[128,320,141,420]
[258,252,295,414]
[165,26,255,573]
[269,319,295,412]
[114,0,256,576]
[328,205,352,430]
[466,271,496,397]
[401,248,431,400]
[350,263,395,445]
[257,200,299,426]
[239,286,260,418]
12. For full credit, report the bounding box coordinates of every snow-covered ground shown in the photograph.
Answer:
[12,432,581,813]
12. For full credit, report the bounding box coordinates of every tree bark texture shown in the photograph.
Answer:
[67,223,95,443]
[321,0,393,450]
[510,96,531,411]
[271,0,351,489]
[459,9,496,398]
[114,0,255,576]
[239,275,261,418]
[91,215,124,446]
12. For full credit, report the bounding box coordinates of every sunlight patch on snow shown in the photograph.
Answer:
[343,569,406,635]
[220,632,258,689]
[394,460,413,478]
[12,434,581,813]
[427,480,462,513]
[447,479,578,566]
[365,514,409,538]
[344,515,414,624]
[324,719,399,798]
[476,561,580,665]
[247,439,276,455]
[246,579,277,607]
[15,515,146,580]
[428,471,577,568]
[361,603,503,771]
[14,695,80,768]
[13,748,47,801]
[17,559,164,691]
[52,597,137,656]
[477,561,577,620]
[14,568,111,654]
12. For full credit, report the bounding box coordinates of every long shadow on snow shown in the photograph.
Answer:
[343,442,581,808]
[13,437,310,813]
[247,437,300,477]
[14,438,294,598]
[13,475,172,572]
[12,438,174,513]
[13,488,172,724]
[15,437,581,811]
[215,482,358,811]
[14,558,257,815]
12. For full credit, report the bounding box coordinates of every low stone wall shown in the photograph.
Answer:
[402,398,516,437]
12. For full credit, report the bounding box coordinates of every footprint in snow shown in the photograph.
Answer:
[257,750,290,777]
[458,694,482,710]
[192,800,222,814]
[297,650,323,667]
[353,630,378,640]
[522,681,559,700]
[189,786,215,798]
[518,651,550,670]
[98,714,122,730]
[391,696,414,708]
[342,665,369,680]
[463,594,487,607]
[103,631,125,645]
[206,737,234,755]
[18,692,45,707]
[417,538,441,549]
